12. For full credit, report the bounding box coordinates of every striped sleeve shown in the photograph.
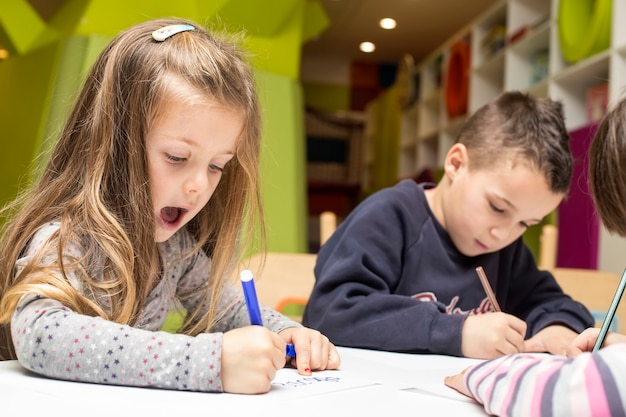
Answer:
[464,344,626,417]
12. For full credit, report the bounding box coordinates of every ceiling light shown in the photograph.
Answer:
[380,18,397,30]
[359,42,375,53]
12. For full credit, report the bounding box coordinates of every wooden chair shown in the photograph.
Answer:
[537,224,624,331]
[552,267,626,332]
[538,224,558,271]
[320,210,337,246]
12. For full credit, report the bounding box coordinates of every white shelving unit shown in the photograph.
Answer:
[394,0,626,275]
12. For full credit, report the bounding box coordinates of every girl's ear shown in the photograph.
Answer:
[443,143,469,180]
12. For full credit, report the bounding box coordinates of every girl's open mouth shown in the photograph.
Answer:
[160,206,187,226]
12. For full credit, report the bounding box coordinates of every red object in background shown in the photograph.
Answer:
[587,83,609,124]
[557,123,600,269]
[445,40,470,119]
[350,86,382,111]
[350,62,383,111]
[508,25,529,44]
[308,182,360,218]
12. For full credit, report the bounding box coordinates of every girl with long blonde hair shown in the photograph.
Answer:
[0,18,339,394]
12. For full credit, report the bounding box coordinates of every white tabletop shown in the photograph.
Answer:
[0,346,488,416]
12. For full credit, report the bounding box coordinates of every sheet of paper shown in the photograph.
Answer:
[337,346,484,388]
[268,367,379,399]
[403,384,477,403]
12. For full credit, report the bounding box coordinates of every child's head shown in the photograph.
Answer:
[53,18,262,248]
[0,18,263,351]
[430,91,571,257]
[590,95,626,236]
[457,91,572,194]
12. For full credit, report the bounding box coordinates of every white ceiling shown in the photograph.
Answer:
[302,0,500,65]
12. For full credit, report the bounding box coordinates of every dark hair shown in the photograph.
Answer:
[458,91,572,194]
[589,96,626,236]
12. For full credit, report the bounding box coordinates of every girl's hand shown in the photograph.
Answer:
[566,327,626,356]
[461,312,527,359]
[221,326,286,394]
[444,366,473,398]
[278,327,341,375]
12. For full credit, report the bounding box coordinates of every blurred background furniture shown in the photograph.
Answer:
[552,267,625,332]
[234,211,338,322]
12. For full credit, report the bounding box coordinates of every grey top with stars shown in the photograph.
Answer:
[10,222,300,392]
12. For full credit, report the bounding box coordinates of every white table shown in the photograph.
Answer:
[0,346,488,416]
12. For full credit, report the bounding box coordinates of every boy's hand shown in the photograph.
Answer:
[566,327,626,356]
[461,312,526,358]
[524,324,577,355]
[278,327,341,374]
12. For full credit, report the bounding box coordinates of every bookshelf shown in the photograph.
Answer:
[391,0,626,274]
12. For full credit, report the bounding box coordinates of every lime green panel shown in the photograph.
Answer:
[218,0,300,37]
[0,0,310,254]
[47,0,92,36]
[0,0,57,55]
[75,0,201,36]
[256,70,307,252]
[37,34,110,174]
[302,0,329,43]
[0,41,62,206]
[303,82,350,111]
[243,2,303,79]
[370,85,401,191]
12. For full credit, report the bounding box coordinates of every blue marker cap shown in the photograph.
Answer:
[286,344,296,358]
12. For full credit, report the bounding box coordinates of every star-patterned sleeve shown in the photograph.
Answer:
[10,223,300,392]
[12,295,227,391]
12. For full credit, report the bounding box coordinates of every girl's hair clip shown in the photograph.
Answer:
[152,24,195,42]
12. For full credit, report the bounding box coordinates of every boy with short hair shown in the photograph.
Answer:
[302,91,594,359]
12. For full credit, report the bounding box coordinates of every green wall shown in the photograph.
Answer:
[0,0,329,253]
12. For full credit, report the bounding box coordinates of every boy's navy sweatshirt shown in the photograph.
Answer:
[302,180,594,356]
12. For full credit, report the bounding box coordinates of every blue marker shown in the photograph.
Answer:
[240,269,296,358]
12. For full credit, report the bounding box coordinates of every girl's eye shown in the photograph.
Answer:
[520,221,530,229]
[489,202,504,213]
[209,163,224,172]
[166,154,186,163]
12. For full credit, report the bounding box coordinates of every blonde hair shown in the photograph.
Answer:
[0,18,264,360]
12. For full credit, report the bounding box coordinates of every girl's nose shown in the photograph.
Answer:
[184,169,209,194]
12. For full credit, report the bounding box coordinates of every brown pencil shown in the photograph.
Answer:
[475,266,501,312]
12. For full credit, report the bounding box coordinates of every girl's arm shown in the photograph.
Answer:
[12,294,228,392]
[444,343,626,416]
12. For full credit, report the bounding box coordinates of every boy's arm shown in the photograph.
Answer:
[302,200,466,355]
[500,240,595,335]
[303,181,472,356]
[303,271,468,355]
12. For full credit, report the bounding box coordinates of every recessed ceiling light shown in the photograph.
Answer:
[380,18,397,30]
[360,42,375,53]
